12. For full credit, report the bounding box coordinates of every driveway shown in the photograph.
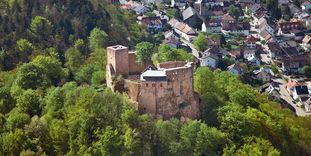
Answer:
[274,78,311,116]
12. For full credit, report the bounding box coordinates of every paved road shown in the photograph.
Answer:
[180,39,200,58]
[274,78,311,116]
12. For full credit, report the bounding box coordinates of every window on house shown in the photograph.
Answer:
[152,84,155,87]
[146,84,148,87]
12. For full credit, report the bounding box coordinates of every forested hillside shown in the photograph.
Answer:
[0,0,149,70]
[1,0,311,156]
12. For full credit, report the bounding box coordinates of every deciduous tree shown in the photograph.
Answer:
[194,33,207,51]
[135,42,154,64]
[89,28,108,51]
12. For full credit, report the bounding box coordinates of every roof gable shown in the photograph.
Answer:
[183,7,197,20]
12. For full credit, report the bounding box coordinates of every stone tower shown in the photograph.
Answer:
[107,45,129,76]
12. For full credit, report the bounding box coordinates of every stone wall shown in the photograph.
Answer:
[138,62,200,119]
[158,61,187,69]
[138,81,159,115]
[125,80,141,102]
[128,52,151,75]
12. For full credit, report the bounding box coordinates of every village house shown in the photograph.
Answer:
[228,49,242,59]
[194,0,210,17]
[221,13,250,36]
[245,35,259,49]
[106,45,200,120]
[171,0,187,8]
[289,3,301,16]
[253,67,273,83]
[120,0,140,9]
[221,13,235,25]
[304,97,311,112]
[169,18,198,42]
[291,29,305,41]
[204,0,225,7]
[287,79,306,93]
[293,85,310,101]
[267,40,308,73]
[296,12,309,21]
[223,25,251,36]
[182,7,203,29]
[133,4,149,15]
[207,37,221,48]
[206,7,225,20]
[304,16,311,29]
[247,55,261,66]
[163,31,182,48]
[260,81,281,100]
[267,42,284,60]
[279,40,298,48]
[302,35,311,50]
[277,19,304,36]
[243,48,256,59]
[152,10,169,23]
[227,63,244,75]
[281,54,309,73]
[266,85,281,100]
[296,12,311,29]
[238,0,255,8]
[142,0,163,4]
[138,16,163,32]
[202,19,222,33]
[247,4,266,21]
[201,46,228,58]
[301,1,311,11]
[200,51,219,68]
[257,17,275,41]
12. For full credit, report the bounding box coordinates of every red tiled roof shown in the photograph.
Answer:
[222,13,235,21]
[279,21,303,31]
[246,35,259,43]
[287,80,296,90]
[141,16,162,26]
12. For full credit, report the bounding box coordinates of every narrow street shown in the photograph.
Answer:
[180,38,200,58]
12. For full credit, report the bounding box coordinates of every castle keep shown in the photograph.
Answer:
[106,45,200,119]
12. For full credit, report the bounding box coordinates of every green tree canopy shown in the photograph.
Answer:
[14,63,50,90]
[228,5,241,20]
[302,65,311,78]
[193,32,208,51]
[32,55,68,84]
[135,41,154,64]
[152,44,193,64]
[233,137,280,156]
[89,28,108,51]
[16,90,41,116]
[30,16,52,40]
[64,48,84,73]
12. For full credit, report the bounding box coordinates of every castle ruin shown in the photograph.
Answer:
[106,45,200,119]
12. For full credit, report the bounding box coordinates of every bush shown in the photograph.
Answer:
[302,65,311,78]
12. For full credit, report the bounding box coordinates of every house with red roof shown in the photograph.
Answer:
[277,19,304,35]
[168,18,198,42]
[245,35,259,49]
